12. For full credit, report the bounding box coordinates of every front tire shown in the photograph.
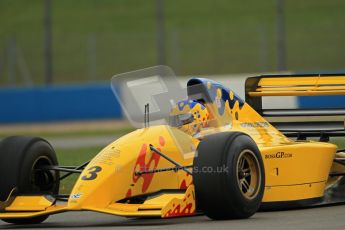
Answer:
[193,132,265,220]
[0,136,59,224]
[1,216,49,225]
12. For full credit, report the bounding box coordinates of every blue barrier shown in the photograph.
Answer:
[0,84,122,123]
[3,84,343,124]
[298,95,345,109]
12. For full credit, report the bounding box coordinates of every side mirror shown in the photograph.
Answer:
[169,113,194,127]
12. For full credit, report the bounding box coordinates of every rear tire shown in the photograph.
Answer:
[193,132,265,220]
[0,136,59,224]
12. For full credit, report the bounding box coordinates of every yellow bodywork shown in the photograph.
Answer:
[0,77,341,220]
[249,75,345,96]
[0,126,197,219]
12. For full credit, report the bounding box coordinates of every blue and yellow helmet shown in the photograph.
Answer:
[169,100,209,136]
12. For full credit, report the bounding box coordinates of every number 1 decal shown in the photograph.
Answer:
[81,166,102,180]
[275,167,279,176]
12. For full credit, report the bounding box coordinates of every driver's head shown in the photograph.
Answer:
[170,100,209,136]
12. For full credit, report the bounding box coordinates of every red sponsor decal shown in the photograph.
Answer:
[125,189,132,198]
[180,180,187,189]
[129,136,166,194]
[164,203,194,217]
[159,136,166,146]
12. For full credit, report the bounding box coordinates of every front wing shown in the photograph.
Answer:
[0,185,196,220]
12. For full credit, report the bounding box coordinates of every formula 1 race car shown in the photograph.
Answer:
[1,66,345,224]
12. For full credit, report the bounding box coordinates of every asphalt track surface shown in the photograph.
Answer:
[1,205,345,230]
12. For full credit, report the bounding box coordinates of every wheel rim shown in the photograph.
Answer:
[236,149,261,200]
[31,156,57,192]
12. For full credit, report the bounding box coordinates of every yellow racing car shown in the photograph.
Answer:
[1,66,345,224]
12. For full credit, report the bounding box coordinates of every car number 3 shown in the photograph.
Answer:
[81,166,102,180]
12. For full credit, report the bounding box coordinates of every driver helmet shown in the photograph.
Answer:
[169,99,209,136]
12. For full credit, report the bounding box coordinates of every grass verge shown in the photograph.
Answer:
[0,127,135,139]
[56,146,102,194]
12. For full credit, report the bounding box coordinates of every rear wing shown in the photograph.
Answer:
[245,74,345,140]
